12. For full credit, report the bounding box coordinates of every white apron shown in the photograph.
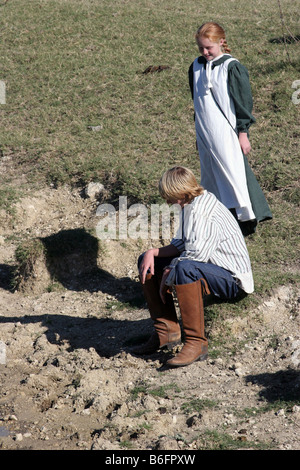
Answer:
[193,55,255,221]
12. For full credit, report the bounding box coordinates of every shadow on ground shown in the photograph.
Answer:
[246,370,300,404]
[4,228,144,306]
[0,313,152,359]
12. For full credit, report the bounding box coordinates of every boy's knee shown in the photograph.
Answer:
[174,260,195,285]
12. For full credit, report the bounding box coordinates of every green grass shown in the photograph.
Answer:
[196,429,272,450]
[130,381,180,401]
[181,398,218,414]
[0,0,299,299]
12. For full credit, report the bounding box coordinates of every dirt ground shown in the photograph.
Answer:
[0,184,299,451]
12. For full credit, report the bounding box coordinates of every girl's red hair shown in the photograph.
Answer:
[195,22,231,53]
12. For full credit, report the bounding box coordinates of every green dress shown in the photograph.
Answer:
[189,55,272,236]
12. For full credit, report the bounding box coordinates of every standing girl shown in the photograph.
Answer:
[189,22,272,235]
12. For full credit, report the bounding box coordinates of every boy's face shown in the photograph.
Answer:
[196,36,224,61]
[166,196,188,208]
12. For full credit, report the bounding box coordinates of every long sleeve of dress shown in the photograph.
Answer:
[228,61,256,133]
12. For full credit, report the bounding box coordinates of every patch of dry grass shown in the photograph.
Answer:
[0,0,299,296]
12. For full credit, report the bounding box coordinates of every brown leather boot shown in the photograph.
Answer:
[167,278,209,367]
[132,273,181,355]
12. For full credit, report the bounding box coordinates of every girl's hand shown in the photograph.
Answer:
[239,132,251,155]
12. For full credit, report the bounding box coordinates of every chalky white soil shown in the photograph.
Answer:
[0,185,299,451]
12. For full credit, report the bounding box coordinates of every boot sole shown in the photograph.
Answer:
[167,352,208,367]
[132,339,181,356]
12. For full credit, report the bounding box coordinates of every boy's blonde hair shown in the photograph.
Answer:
[159,166,204,203]
[195,22,231,54]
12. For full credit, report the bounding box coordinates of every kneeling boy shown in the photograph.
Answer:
[135,166,254,367]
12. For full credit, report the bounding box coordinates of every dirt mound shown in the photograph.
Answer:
[0,186,299,450]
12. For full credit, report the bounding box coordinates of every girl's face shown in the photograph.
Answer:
[196,36,224,61]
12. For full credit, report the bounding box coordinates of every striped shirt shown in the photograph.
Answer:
[166,190,254,293]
